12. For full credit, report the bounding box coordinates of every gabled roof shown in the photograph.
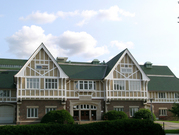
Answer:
[140,65,179,92]
[147,76,179,92]
[105,49,126,77]
[140,65,175,76]
[0,71,18,89]
[59,64,107,80]
[15,43,68,78]
[105,49,150,81]
[0,58,27,70]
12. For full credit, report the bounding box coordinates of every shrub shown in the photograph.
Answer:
[0,119,165,135]
[133,108,156,121]
[41,110,74,124]
[103,110,128,120]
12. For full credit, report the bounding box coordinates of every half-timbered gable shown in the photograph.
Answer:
[104,49,149,101]
[15,43,68,101]
[1,43,179,124]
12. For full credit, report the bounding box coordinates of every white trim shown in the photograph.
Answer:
[147,74,174,77]
[105,49,150,81]
[15,43,68,78]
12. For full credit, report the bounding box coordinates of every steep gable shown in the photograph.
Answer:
[105,49,149,81]
[15,43,68,78]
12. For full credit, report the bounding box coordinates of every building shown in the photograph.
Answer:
[0,43,179,124]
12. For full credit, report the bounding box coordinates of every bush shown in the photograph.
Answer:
[133,108,156,121]
[41,110,74,124]
[103,110,128,120]
[0,119,165,135]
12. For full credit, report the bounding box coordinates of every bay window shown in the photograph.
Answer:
[114,80,125,90]
[26,78,39,89]
[45,79,57,89]
[75,81,95,90]
[130,81,141,91]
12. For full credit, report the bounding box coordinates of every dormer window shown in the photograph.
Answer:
[36,64,48,70]
[144,62,152,69]
[121,66,132,73]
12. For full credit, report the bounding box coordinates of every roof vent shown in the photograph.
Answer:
[144,61,152,68]
[92,59,100,64]
[56,57,68,63]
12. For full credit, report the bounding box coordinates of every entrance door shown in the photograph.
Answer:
[81,111,89,120]
[73,111,79,121]
[91,111,96,120]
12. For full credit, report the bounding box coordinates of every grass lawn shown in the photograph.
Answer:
[166,121,179,123]
[165,129,179,134]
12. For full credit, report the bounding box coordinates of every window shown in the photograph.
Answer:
[130,81,141,91]
[27,78,39,89]
[73,104,97,110]
[129,107,139,117]
[27,108,38,118]
[121,66,132,73]
[0,90,10,97]
[114,80,125,90]
[159,109,167,116]
[114,106,124,112]
[45,79,57,89]
[175,93,179,98]
[36,65,48,70]
[45,108,56,114]
[159,93,165,98]
[75,81,96,90]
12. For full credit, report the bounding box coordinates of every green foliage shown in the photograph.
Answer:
[0,119,165,135]
[103,110,128,120]
[133,108,156,121]
[168,103,179,119]
[41,110,74,124]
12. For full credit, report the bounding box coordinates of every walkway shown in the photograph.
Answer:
[155,121,179,130]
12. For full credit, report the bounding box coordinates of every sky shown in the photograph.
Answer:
[0,0,179,77]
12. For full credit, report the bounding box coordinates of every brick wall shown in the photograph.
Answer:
[150,103,176,120]
[107,100,145,117]
[19,100,64,122]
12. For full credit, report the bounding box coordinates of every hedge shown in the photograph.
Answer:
[0,119,165,135]
[41,110,74,124]
[103,110,128,120]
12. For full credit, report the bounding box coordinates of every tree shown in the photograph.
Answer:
[133,108,156,121]
[168,103,179,119]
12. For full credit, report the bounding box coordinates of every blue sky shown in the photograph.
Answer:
[0,0,179,77]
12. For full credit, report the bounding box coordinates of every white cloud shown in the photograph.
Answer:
[57,10,79,18]
[110,41,134,50]
[6,25,109,59]
[19,6,135,25]
[19,11,57,24]
[57,31,109,57]
[98,5,122,21]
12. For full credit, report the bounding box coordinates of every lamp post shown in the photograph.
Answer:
[150,98,154,121]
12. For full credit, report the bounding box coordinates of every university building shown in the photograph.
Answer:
[0,43,179,124]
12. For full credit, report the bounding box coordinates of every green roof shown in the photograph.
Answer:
[0,71,18,89]
[0,58,27,70]
[147,76,179,92]
[140,65,179,92]
[105,49,126,77]
[140,65,175,76]
[59,64,107,80]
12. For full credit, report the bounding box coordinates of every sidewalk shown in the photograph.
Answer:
[155,121,179,130]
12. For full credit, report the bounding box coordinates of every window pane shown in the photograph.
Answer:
[28,108,30,117]
[35,108,38,117]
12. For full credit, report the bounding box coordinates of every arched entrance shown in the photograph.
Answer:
[73,104,97,121]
